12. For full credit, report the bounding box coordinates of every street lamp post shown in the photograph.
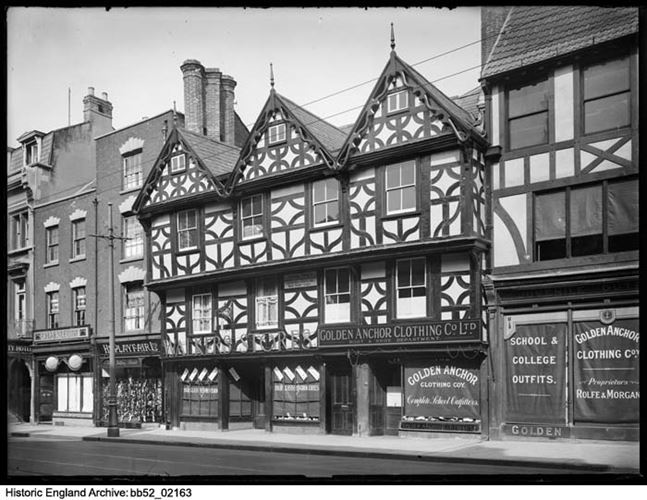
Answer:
[107,202,119,437]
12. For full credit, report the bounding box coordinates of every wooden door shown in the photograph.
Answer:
[39,374,54,422]
[329,366,353,435]
[253,367,265,429]
[369,368,386,435]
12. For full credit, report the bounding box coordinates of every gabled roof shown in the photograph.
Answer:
[337,50,482,166]
[178,127,241,178]
[16,130,46,143]
[451,86,482,123]
[481,6,639,79]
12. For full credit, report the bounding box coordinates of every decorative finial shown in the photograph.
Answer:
[270,63,275,88]
[390,22,395,51]
[172,100,178,126]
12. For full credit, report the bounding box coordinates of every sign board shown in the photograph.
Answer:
[318,319,480,347]
[404,363,480,419]
[99,339,161,357]
[284,272,317,290]
[34,326,90,343]
[8,342,32,354]
[573,319,639,423]
[503,423,570,439]
[505,323,567,424]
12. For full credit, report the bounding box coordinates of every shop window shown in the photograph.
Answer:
[385,161,416,215]
[534,178,638,261]
[229,381,252,419]
[177,209,198,251]
[272,366,320,421]
[181,381,218,418]
[267,123,286,145]
[324,268,351,323]
[124,284,144,331]
[387,89,408,114]
[170,154,186,174]
[46,226,59,264]
[46,291,59,329]
[583,56,630,135]
[122,150,143,190]
[192,293,212,333]
[507,78,548,150]
[72,286,86,326]
[71,219,86,259]
[241,194,263,240]
[57,373,93,413]
[312,178,339,227]
[122,215,144,259]
[255,277,278,329]
[396,258,426,319]
[10,211,29,250]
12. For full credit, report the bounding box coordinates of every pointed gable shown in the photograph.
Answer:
[227,90,344,190]
[337,51,480,166]
[134,127,236,212]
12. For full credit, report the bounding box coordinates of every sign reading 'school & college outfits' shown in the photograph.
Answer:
[318,319,480,347]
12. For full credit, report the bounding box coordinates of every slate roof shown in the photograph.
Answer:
[178,127,241,178]
[451,86,481,122]
[481,6,639,79]
[277,93,348,153]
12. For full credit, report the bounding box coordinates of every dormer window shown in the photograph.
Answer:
[387,90,408,114]
[268,124,286,145]
[25,142,38,165]
[171,154,186,174]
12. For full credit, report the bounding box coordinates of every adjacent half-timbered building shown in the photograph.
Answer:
[134,49,491,438]
[480,6,639,441]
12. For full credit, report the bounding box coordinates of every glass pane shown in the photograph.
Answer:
[68,376,80,412]
[570,185,602,237]
[584,57,630,100]
[387,191,401,213]
[412,286,426,297]
[325,270,336,294]
[313,181,325,203]
[397,261,410,287]
[187,210,196,227]
[401,186,416,210]
[608,179,638,236]
[252,195,263,216]
[326,201,339,222]
[82,375,93,412]
[584,92,630,134]
[401,162,415,185]
[386,165,400,189]
[508,79,548,118]
[313,204,327,225]
[325,178,338,200]
[338,269,350,293]
[57,376,68,411]
[411,259,425,286]
[242,199,252,218]
[535,191,566,241]
[509,112,548,149]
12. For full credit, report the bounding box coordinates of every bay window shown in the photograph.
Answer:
[324,268,351,323]
[396,258,426,319]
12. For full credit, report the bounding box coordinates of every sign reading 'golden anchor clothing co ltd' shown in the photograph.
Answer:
[318,319,480,347]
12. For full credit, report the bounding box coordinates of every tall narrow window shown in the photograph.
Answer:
[25,142,38,165]
[122,215,144,259]
[177,209,198,251]
[508,78,549,150]
[268,124,286,145]
[192,293,212,333]
[387,90,408,113]
[312,179,339,227]
[241,195,264,239]
[14,280,26,335]
[11,211,29,250]
[46,226,59,264]
[122,151,143,190]
[256,277,278,329]
[583,56,630,134]
[396,258,426,319]
[324,268,351,323]
[73,287,86,326]
[71,219,86,258]
[386,161,416,214]
[47,291,59,329]
[124,284,144,331]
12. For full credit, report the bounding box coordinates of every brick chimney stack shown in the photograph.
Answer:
[481,7,512,67]
[83,86,113,136]
[181,59,237,144]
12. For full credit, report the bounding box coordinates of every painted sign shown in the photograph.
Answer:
[404,363,480,418]
[8,342,32,354]
[573,319,639,423]
[505,323,567,424]
[34,326,90,343]
[99,339,161,357]
[503,423,570,439]
[318,319,480,347]
[284,272,317,290]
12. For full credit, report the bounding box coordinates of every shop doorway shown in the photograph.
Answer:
[370,361,402,436]
[328,364,354,435]
[9,360,31,422]
[38,373,54,422]
[228,364,265,429]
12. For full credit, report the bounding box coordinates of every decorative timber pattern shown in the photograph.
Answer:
[150,215,172,281]
[428,152,464,238]
[270,187,307,260]
[360,263,388,325]
[204,202,235,272]
[349,168,378,248]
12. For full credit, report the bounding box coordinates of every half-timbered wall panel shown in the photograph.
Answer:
[360,262,388,325]
[270,185,306,260]
[349,167,377,248]
[440,253,471,320]
[493,194,529,268]
[427,150,463,238]
[217,280,248,354]
[164,288,187,356]
[470,150,487,238]
[150,215,172,281]
[281,273,319,350]
[204,202,235,272]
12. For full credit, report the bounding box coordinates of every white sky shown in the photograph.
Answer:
[7,7,482,148]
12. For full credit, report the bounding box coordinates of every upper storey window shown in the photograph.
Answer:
[583,56,630,135]
[177,209,198,251]
[46,226,59,264]
[71,219,86,259]
[256,277,278,329]
[123,150,143,191]
[171,154,186,174]
[387,90,408,114]
[241,194,264,239]
[25,142,38,165]
[507,78,548,150]
[386,161,416,215]
[396,258,426,319]
[10,211,29,250]
[268,124,286,145]
[312,178,339,227]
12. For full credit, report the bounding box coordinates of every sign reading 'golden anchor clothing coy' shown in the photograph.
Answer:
[318,319,480,347]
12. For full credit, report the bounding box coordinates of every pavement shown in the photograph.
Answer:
[8,421,642,474]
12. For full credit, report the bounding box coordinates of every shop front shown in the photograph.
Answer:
[96,336,163,428]
[32,326,94,426]
[8,341,34,423]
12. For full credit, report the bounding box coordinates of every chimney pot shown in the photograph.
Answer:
[101,92,108,100]
[88,87,95,96]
